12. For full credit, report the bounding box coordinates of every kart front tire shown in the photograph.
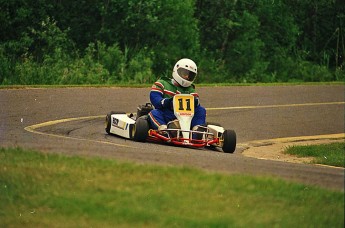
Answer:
[105,111,126,134]
[133,116,149,142]
[222,130,236,153]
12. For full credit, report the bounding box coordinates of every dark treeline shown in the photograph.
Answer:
[0,0,344,85]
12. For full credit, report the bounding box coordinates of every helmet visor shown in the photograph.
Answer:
[177,68,196,82]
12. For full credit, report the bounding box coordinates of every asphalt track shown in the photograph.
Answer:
[1,85,344,191]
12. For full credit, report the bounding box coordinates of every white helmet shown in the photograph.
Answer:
[172,58,197,87]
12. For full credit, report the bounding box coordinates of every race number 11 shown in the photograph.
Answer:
[178,98,191,111]
[174,94,195,114]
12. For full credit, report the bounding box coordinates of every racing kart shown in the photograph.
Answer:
[105,94,236,153]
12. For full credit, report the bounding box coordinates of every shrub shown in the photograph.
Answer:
[122,48,155,84]
[0,47,13,84]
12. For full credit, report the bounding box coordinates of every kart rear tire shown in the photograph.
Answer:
[105,111,126,134]
[133,116,149,142]
[222,130,236,153]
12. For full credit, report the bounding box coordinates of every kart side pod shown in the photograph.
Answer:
[207,124,226,140]
[105,112,135,139]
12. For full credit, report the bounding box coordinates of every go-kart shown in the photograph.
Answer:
[105,94,236,153]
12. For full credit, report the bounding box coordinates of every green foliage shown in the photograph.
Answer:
[0,0,343,84]
[334,68,345,81]
[95,42,125,82]
[29,17,73,61]
[124,48,155,83]
[226,11,268,82]
[98,0,200,76]
[0,48,13,84]
[197,55,230,83]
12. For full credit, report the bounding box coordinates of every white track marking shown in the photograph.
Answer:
[24,115,138,149]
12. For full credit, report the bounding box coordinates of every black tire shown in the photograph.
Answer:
[222,129,236,153]
[105,111,126,134]
[133,116,150,142]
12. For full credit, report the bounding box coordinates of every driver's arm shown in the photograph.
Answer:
[150,82,172,109]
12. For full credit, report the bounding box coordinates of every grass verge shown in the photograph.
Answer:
[284,142,345,167]
[0,147,344,227]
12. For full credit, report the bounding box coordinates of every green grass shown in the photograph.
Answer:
[0,147,344,227]
[284,142,345,167]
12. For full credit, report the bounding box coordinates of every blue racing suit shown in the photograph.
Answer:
[148,76,206,129]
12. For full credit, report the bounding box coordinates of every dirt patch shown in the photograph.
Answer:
[240,134,345,164]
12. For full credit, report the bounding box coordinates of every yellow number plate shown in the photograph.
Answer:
[173,94,195,115]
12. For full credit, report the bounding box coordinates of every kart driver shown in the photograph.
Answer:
[148,58,206,131]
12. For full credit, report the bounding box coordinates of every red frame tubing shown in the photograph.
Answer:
[148,130,219,148]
